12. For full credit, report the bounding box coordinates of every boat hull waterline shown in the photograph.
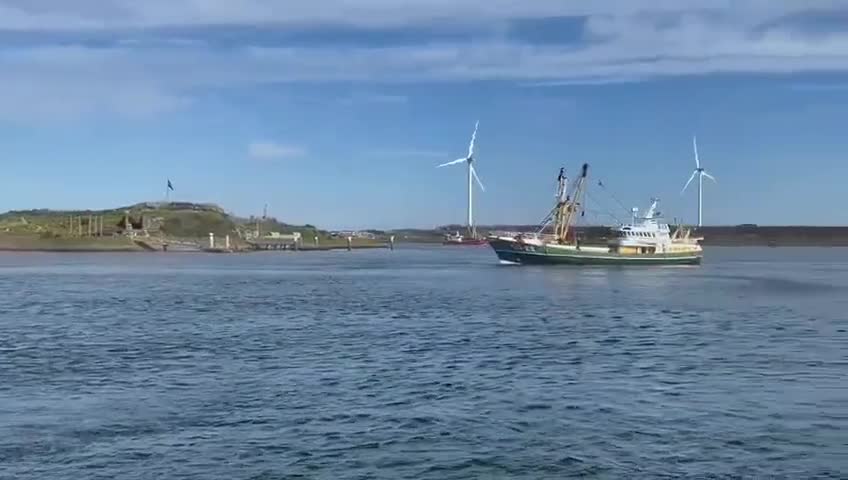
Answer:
[489,238,702,266]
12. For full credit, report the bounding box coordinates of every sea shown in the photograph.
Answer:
[0,246,846,479]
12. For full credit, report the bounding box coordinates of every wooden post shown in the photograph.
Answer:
[347,236,352,251]
[390,235,395,251]
[78,216,83,237]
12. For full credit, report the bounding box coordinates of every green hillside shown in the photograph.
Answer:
[0,202,326,243]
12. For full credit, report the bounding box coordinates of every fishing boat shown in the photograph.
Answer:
[488,164,703,265]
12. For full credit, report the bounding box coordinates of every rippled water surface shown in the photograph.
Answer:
[1,246,846,479]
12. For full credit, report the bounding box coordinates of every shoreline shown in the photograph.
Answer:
[3,243,848,253]
[0,240,392,253]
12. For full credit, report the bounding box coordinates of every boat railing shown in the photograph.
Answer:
[490,231,558,242]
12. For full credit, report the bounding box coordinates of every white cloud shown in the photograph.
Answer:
[6,28,846,86]
[1,1,848,122]
[0,0,834,30]
[247,141,306,160]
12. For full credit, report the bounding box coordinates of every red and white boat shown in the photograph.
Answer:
[442,231,488,246]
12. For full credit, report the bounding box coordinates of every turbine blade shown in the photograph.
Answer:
[681,171,697,194]
[468,120,479,158]
[437,157,467,168]
[702,171,716,182]
[471,165,485,192]
[693,135,700,169]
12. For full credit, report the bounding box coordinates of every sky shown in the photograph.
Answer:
[1,1,848,228]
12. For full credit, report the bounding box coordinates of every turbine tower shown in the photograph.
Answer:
[437,121,485,238]
[681,135,716,227]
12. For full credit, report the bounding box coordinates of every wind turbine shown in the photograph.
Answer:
[437,121,485,238]
[681,135,716,227]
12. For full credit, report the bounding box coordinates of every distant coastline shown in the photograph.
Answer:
[0,202,388,253]
[2,202,848,251]
[0,233,391,253]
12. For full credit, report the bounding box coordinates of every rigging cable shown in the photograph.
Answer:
[596,180,631,216]
[585,190,624,225]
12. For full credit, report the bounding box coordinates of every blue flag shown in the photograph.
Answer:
[167,180,174,191]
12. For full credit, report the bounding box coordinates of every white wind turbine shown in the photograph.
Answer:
[681,135,716,227]
[437,121,485,238]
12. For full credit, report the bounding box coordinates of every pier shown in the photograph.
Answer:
[246,238,390,251]
[247,238,301,250]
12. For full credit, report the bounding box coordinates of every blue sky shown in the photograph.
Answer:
[1,1,848,228]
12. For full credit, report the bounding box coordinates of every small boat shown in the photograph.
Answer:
[488,164,703,265]
[443,231,488,246]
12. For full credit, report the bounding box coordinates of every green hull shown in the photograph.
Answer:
[489,238,702,266]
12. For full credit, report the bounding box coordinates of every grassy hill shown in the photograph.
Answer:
[0,202,331,248]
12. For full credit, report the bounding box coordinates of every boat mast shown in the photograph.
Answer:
[555,163,589,244]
